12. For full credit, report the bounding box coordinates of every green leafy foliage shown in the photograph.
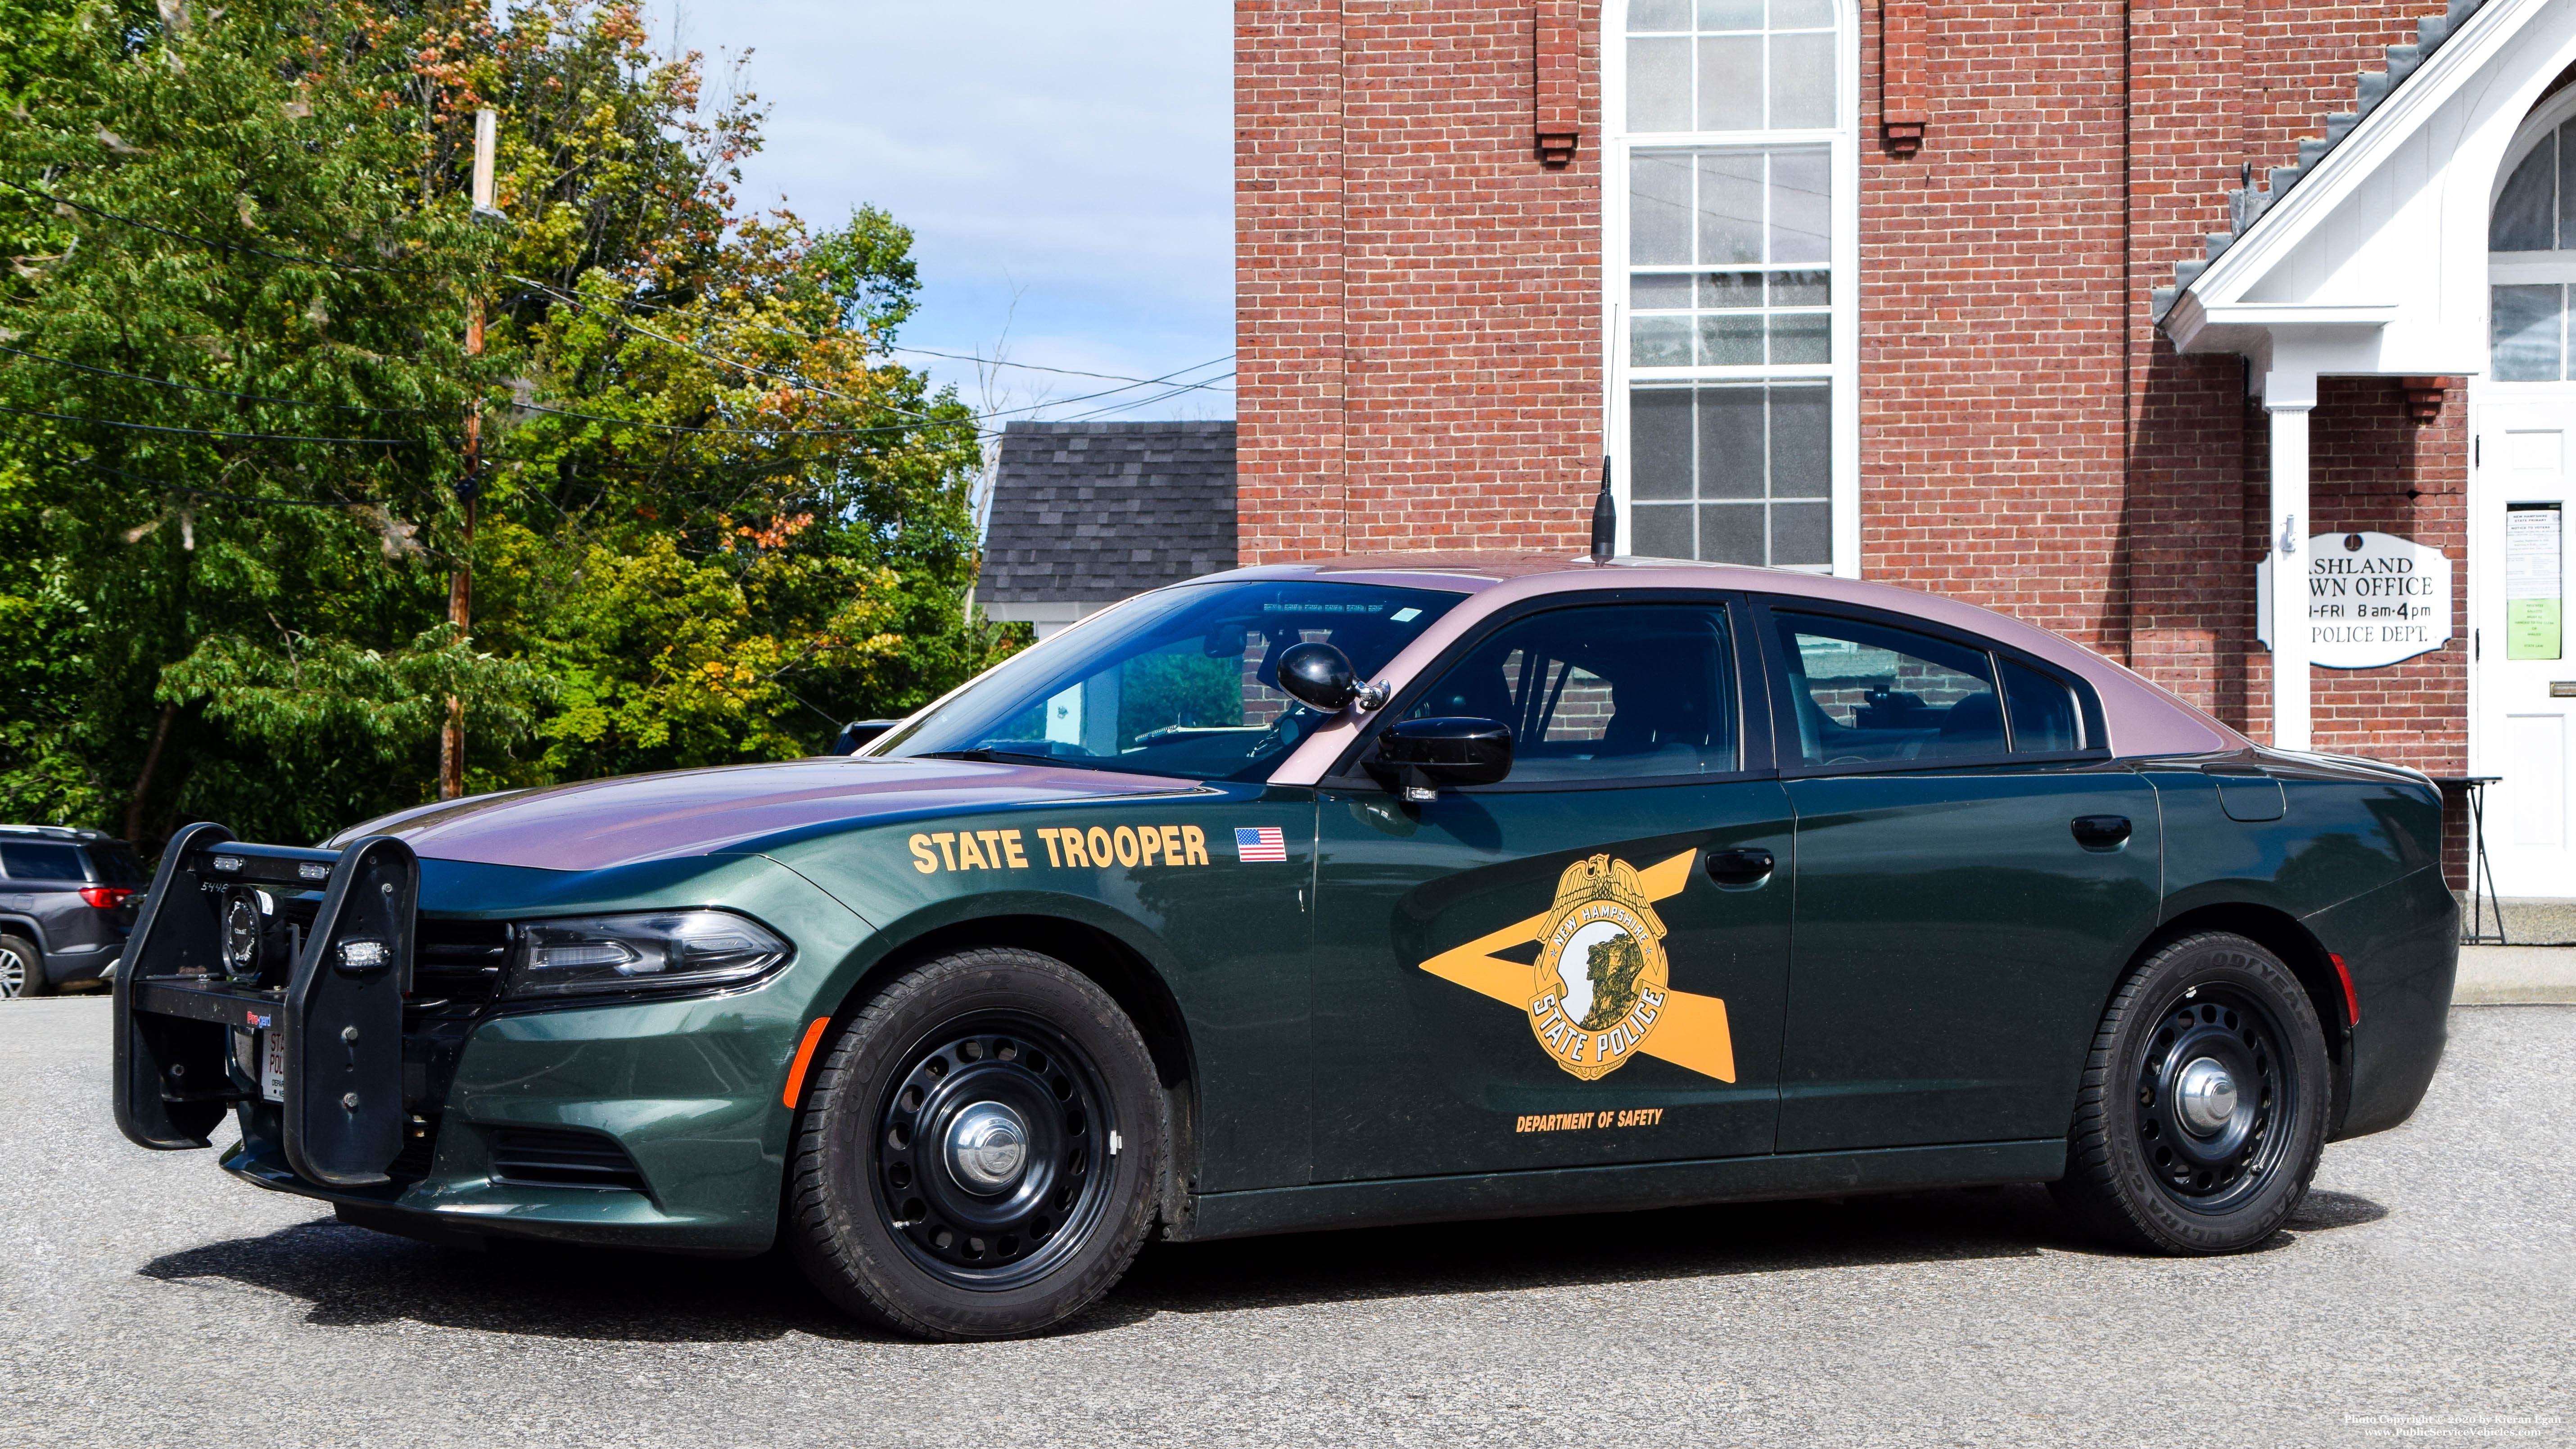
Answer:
[0,0,1020,850]
[1119,653,1245,745]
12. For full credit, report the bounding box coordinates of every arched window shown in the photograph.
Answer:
[2490,101,2576,379]
[1608,0,1857,572]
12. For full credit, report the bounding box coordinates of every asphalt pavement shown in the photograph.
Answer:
[2,998,2567,1449]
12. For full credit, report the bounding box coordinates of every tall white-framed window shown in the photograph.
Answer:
[1604,0,1860,573]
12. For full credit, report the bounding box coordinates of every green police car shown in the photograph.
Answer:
[113,553,2458,1339]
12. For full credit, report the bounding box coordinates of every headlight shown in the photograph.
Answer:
[503,910,792,999]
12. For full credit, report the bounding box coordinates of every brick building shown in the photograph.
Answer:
[1234,0,2576,898]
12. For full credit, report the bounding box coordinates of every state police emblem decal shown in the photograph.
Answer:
[1415,847,1735,1084]
[1528,854,1670,1081]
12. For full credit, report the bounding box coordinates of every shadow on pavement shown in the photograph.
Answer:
[136,1182,2392,1342]
[140,1219,879,1344]
[2283,1188,2390,1231]
[1109,1183,2075,1322]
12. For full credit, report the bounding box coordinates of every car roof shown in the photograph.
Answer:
[1206,551,2251,762]
[0,824,114,843]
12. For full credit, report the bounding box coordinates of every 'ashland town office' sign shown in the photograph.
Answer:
[2257,532,2454,668]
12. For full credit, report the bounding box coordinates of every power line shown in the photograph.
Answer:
[0,178,438,276]
[0,343,429,414]
[513,398,987,441]
[542,285,1234,391]
[888,342,1236,390]
[511,277,1232,421]
[50,451,380,508]
[1049,374,1240,424]
[0,401,416,446]
[10,187,1225,434]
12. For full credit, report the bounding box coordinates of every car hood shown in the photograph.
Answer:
[328,757,1202,871]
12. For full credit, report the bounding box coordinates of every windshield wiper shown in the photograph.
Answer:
[920,748,1098,768]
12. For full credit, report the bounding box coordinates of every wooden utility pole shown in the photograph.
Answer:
[439,108,497,800]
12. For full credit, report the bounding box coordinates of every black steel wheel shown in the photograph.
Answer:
[0,934,47,999]
[787,947,1167,1339]
[2052,931,2330,1254]
[873,1018,1114,1289]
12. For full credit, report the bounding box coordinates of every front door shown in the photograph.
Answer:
[2473,397,2576,898]
[1308,597,1794,1181]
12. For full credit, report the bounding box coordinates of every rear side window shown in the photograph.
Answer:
[2001,658,2085,752]
[0,841,91,881]
[89,845,148,885]
[1774,612,2002,767]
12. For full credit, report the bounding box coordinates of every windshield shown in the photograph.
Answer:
[874,579,1469,781]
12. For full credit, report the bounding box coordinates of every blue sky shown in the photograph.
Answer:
[652,1,1235,423]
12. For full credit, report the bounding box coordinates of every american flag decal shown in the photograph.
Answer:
[1233,826,1288,862]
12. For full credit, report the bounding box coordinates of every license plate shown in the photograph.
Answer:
[260,1031,286,1104]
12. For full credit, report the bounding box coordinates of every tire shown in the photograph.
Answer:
[0,934,48,998]
[786,947,1168,1340]
[2051,930,2330,1255]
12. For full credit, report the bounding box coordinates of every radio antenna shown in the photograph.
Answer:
[1588,456,1616,564]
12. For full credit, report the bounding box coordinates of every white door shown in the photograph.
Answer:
[2472,397,2576,898]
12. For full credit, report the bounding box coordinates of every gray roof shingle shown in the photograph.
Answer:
[976,420,1237,604]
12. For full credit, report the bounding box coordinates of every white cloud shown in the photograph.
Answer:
[650,0,1233,420]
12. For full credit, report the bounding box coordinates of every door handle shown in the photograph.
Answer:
[1704,847,1776,885]
[2071,815,2133,849]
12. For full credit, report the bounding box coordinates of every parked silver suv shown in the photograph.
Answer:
[0,826,145,997]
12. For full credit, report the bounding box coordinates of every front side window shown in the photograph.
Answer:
[1403,603,1741,782]
[875,581,1466,781]
[1616,0,1848,570]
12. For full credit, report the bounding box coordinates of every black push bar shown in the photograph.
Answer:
[112,822,420,1186]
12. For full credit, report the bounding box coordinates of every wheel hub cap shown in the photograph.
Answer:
[2133,988,2294,1214]
[2174,1056,2238,1135]
[944,1102,1029,1193]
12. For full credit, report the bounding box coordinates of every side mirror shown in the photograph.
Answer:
[1275,641,1358,711]
[830,719,902,756]
[1370,716,1514,801]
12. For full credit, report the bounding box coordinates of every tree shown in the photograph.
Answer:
[0,0,1016,850]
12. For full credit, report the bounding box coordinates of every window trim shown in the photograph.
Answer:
[2486,85,2576,383]
[1602,0,1862,576]
[1749,596,2112,779]
[1318,591,1780,794]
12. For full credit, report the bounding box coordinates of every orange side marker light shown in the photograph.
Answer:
[2328,952,2359,1027]
[782,1016,831,1109]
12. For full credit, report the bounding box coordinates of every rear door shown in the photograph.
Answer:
[1758,601,2163,1153]
[1308,594,1795,1181]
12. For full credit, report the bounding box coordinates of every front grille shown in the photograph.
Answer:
[413,919,509,1009]
[488,1126,648,1192]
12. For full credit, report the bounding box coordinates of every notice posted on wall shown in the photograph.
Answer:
[2506,503,2564,661]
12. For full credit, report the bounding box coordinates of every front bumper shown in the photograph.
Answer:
[117,830,874,1255]
[224,984,834,1255]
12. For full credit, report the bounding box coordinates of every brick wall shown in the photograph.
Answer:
[1238,0,2473,789]
[1854,0,2133,652]
[1237,0,1604,564]
[2242,379,2472,775]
